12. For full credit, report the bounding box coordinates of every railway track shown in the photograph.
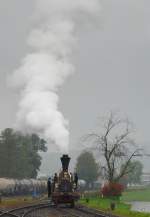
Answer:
[0,200,52,217]
[0,201,114,217]
[56,207,93,217]
[54,205,113,217]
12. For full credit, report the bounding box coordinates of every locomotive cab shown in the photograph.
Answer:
[51,155,80,207]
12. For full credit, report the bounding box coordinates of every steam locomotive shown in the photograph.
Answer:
[49,155,80,207]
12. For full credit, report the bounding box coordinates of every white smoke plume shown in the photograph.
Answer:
[11,0,100,153]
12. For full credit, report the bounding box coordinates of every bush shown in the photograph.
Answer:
[101,182,124,198]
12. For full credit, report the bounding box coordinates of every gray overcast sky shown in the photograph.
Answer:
[0,1,150,161]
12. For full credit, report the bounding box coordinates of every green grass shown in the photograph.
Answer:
[79,187,150,216]
[122,188,150,202]
[80,196,130,211]
[79,195,150,217]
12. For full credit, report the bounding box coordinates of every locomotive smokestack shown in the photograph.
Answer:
[61,154,71,171]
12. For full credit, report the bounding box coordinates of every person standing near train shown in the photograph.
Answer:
[47,177,51,198]
[74,173,78,189]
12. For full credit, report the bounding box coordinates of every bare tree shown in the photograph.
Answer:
[86,111,141,183]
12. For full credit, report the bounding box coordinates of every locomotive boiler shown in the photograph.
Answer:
[51,155,80,207]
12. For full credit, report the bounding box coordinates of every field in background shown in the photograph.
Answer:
[82,186,150,202]
[79,187,150,217]
[80,197,150,217]
[122,187,150,202]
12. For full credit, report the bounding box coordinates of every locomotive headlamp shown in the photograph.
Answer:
[64,172,68,178]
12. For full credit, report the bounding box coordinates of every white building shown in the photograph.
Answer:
[141,173,150,185]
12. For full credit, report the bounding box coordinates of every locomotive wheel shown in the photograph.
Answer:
[70,200,75,208]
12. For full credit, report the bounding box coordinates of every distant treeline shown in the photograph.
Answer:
[0,128,47,179]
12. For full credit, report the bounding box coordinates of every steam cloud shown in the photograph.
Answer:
[11,0,100,153]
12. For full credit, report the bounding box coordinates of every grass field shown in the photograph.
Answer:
[122,188,150,202]
[80,197,150,217]
[80,188,150,217]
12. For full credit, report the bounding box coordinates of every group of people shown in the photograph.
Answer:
[47,172,78,198]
